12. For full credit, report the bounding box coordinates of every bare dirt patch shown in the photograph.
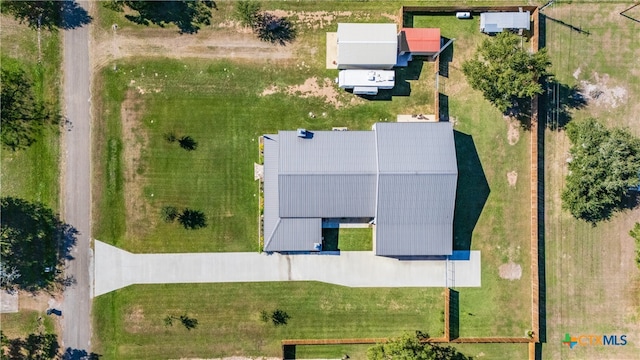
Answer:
[507,171,518,187]
[499,262,523,280]
[579,72,628,109]
[121,89,152,239]
[270,10,352,30]
[261,76,361,108]
[91,25,295,72]
[505,117,520,145]
[124,305,145,333]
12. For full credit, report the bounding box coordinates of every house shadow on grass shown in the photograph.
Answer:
[356,58,424,101]
[453,131,490,251]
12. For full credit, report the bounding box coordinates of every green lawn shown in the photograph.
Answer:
[322,228,373,251]
[0,311,56,339]
[91,2,538,358]
[0,15,61,342]
[93,283,444,359]
[541,3,640,359]
[0,16,61,210]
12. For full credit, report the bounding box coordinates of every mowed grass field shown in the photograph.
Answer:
[0,16,61,338]
[541,3,640,359]
[93,283,444,358]
[92,2,536,358]
[0,16,61,209]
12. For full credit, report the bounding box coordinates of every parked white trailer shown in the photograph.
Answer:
[338,70,395,93]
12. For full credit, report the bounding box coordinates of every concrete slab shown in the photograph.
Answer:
[0,290,18,313]
[94,241,481,297]
[326,32,338,69]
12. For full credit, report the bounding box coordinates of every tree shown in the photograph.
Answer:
[367,333,469,360]
[631,223,640,268]
[1,59,49,150]
[104,1,214,34]
[1,0,91,30]
[233,0,261,28]
[0,197,77,291]
[178,209,207,230]
[462,32,551,114]
[561,119,640,223]
[161,206,179,223]
[0,331,60,360]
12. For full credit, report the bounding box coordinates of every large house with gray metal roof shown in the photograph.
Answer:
[263,122,458,257]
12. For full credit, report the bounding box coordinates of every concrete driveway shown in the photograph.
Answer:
[94,241,480,296]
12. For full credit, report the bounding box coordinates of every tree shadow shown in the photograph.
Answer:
[2,0,92,30]
[178,135,198,151]
[60,1,93,29]
[0,197,78,292]
[178,209,207,230]
[452,131,490,251]
[254,12,297,46]
[62,348,101,360]
[123,0,214,34]
[542,79,587,131]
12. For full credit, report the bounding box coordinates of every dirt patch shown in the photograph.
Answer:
[121,89,152,239]
[381,13,400,23]
[91,25,295,72]
[270,10,353,30]
[507,171,518,187]
[124,305,145,333]
[499,262,522,280]
[266,76,359,109]
[579,72,628,109]
[505,117,520,145]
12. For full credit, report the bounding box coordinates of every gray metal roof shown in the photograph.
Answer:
[263,122,458,256]
[375,174,456,256]
[337,23,398,69]
[480,12,531,33]
[280,174,376,218]
[266,218,322,252]
[263,135,322,252]
[375,122,458,174]
[279,130,376,174]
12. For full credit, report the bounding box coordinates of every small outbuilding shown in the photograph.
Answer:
[398,28,441,56]
[336,23,398,70]
[480,11,530,34]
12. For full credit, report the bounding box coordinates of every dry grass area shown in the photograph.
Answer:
[542,3,640,359]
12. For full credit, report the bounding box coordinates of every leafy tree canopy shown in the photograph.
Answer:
[105,0,215,34]
[1,331,59,360]
[0,197,77,291]
[462,31,551,114]
[367,333,469,360]
[0,58,50,151]
[631,223,640,268]
[1,0,91,30]
[561,119,640,223]
[233,0,261,28]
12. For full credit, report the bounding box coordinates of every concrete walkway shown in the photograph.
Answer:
[94,241,481,297]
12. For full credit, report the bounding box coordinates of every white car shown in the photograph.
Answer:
[456,12,472,19]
